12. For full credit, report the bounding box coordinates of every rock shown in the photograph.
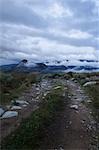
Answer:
[59,147,64,150]
[81,120,85,124]
[1,111,18,119]
[22,104,27,107]
[87,100,92,103]
[66,125,69,128]
[54,86,61,90]
[70,105,78,110]
[83,81,96,87]
[44,93,47,97]
[36,87,40,91]
[12,100,29,106]
[62,93,66,97]
[0,108,5,116]
[69,121,72,125]
[11,106,22,110]
[71,78,75,81]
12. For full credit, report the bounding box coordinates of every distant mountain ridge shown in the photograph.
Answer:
[0,60,99,73]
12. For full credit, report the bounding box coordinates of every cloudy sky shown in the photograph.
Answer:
[0,0,99,66]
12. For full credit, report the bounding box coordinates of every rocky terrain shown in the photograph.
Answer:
[0,73,99,149]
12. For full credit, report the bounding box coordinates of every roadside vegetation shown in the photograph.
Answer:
[1,85,66,150]
[74,72,99,118]
[0,71,39,105]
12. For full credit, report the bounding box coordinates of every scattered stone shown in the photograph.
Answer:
[36,87,40,91]
[89,111,92,114]
[87,100,92,103]
[81,120,85,124]
[36,96,39,100]
[83,81,96,87]
[87,124,92,130]
[68,95,71,98]
[0,108,5,116]
[71,78,75,81]
[66,125,69,128]
[74,80,78,83]
[1,111,18,119]
[11,106,22,110]
[62,93,66,97]
[59,147,64,150]
[44,93,47,97]
[22,104,27,107]
[70,105,78,110]
[13,100,29,106]
[54,86,61,90]
[69,121,72,125]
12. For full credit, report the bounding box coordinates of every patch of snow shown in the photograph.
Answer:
[83,81,96,87]
[1,111,18,119]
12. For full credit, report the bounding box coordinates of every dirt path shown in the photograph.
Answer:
[1,79,98,149]
[39,79,97,150]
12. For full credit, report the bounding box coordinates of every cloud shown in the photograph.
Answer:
[0,0,99,66]
[48,2,73,18]
[49,28,93,39]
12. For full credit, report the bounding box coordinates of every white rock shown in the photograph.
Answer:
[87,100,92,103]
[11,106,22,110]
[0,108,5,116]
[15,100,29,105]
[59,147,64,150]
[83,81,96,87]
[1,111,18,119]
[81,120,85,124]
[69,121,72,125]
[54,86,61,90]
[22,104,27,107]
[71,78,75,81]
[70,105,78,110]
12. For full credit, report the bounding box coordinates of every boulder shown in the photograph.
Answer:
[0,108,5,116]
[1,111,18,119]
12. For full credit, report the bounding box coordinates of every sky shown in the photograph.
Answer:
[0,0,99,66]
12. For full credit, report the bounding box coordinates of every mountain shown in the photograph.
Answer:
[0,60,99,73]
[0,64,99,73]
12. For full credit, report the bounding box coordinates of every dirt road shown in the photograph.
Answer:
[1,79,98,149]
[39,79,98,150]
